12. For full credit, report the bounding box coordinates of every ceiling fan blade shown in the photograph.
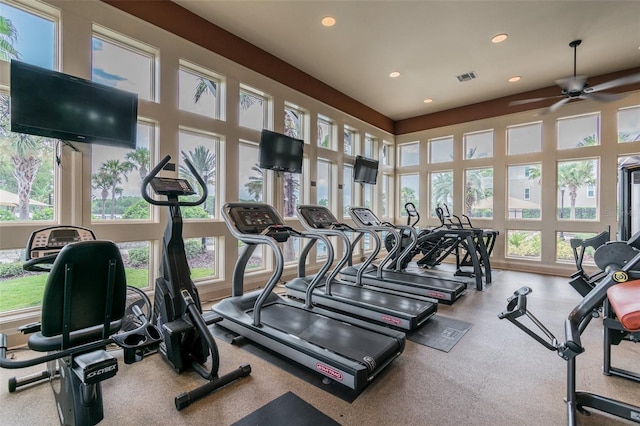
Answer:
[585,72,640,93]
[538,97,571,115]
[555,75,588,92]
[579,92,623,103]
[509,95,563,106]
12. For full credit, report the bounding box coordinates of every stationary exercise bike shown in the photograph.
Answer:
[0,225,161,425]
[141,154,251,410]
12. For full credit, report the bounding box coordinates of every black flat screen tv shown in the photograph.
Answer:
[354,155,379,184]
[259,129,304,174]
[10,60,138,149]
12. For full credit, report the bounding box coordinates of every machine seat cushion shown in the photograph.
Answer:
[607,280,640,332]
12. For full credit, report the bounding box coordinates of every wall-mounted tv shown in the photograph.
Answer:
[354,155,379,184]
[258,129,304,174]
[10,60,138,149]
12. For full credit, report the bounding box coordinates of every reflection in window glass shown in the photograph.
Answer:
[92,33,154,101]
[430,136,453,163]
[238,143,262,202]
[557,159,598,220]
[507,122,542,155]
[285,106,303,139]
[91,122,153,221]
[557,113,599,149]
[618,106,640,143]
[343,165,353,217]
[239,87,266,130]
[506,230,541,260]
[344,127,357,156]
[179,130,218,218]
[465,167,493,218]
[381,174,390,217]
[508,164,541,219]
[184,237,218,279]
[399,174,419,215]
[179,63,220,119]
[317,159,331,210]
[556,231,598,264]
[382,142,393,166]
[464,130,493,159]
[1,2,55,69]
[399,142,419,167]
[430,171,453,217]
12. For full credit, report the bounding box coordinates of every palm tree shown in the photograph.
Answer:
[464,169,489,216]
[0,95,50,220]
[244,164,263,202]
[125,147,150,180]
[558,160,596,220]
[91,171,113,219]
[431,172,453,214]
[0,16,20,61]
[194,77,217,103]
[99,159,134,219]
[180,145,216,213]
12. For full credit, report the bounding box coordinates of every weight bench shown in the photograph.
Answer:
[604,280,640,382]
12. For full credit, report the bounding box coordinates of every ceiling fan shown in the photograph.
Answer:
[510,39,640,114]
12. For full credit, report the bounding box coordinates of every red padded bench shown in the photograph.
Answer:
[607,280,640,332]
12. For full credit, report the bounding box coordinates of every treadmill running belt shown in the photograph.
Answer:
[258,304,400,364]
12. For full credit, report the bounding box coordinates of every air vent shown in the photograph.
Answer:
[456,71,477,82]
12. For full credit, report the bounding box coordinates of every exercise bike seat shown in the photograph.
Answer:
[606,280,640,332]
[28,240,126,352]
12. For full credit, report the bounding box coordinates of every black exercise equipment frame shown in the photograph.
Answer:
[141,154,250,410]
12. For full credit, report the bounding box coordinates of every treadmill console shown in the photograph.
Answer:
[26,226,96,260]
[350,208,381,226]
[229,205,283,234]
[150,177,196,196]
[298,206,337,229]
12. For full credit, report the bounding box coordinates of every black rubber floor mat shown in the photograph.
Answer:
[406,315,472,352]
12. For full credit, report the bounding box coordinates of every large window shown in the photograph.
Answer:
[344,127,357,156]
[238,142,262,202]
[399,174,419,215]
[178,129,219,218]
[429,136,453,163]
[464,130,493,159]
[92,29,156,102]
[239,86,267,130]
[283,105,305,217]
[317,159,331,210]
[343,165,353,217]
[0,4,57,223]
[91,122,154,221]
[557,113,599,149]
[430,171,453,217]
[557,158,598,220]
[507,164,541,219]
[179,61,222,119]
[618,106,640,143]
[317,115,335,150]
[465,167,494,218]
[398,142,419,167]
[506,230,541,260]
[507,122,542,155]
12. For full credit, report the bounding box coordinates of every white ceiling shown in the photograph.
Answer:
[173,0,640,121]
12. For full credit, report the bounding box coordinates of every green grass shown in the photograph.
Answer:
[0,267,215,313]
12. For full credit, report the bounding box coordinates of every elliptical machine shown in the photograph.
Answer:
[141,154,251,410]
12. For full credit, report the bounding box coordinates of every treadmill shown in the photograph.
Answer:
[340,207,467,304]
[213,202,405,391]
[285,205,437,331]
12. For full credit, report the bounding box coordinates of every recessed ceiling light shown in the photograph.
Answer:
[492,33,508,43]
[389,71,401,78]
[423,98,433,104]
[321,16,336,27]
[508,76,521,82]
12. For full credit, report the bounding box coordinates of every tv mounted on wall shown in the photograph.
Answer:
[10,60,138,149]
[354,155,379,184]
[258,129,304,174]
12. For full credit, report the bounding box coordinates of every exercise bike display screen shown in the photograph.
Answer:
[150,177,196,196]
